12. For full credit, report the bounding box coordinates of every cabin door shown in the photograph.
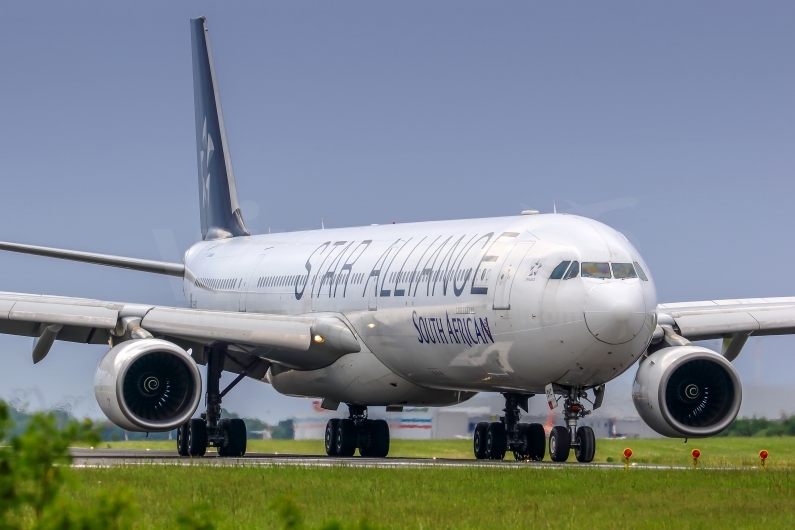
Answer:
[239,252,270,312]
[492,242,535,310]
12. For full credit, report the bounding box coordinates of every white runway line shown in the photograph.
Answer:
[70,449,733,470]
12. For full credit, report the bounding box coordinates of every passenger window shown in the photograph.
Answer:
[612,263,637,279]
[550,261,571,280]
[633,261,649,281]
[581,262,611,278]
[564,261,579,279]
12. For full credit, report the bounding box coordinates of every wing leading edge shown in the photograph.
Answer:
[0,291,360,371]
[0,241,184,277]
[657,297,795,343]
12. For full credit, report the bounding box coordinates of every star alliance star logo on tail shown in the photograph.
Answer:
[200,117,215,208]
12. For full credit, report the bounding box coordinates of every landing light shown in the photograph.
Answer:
[313,335,325,344]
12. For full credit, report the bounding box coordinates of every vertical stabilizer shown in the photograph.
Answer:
[190,17,249,240]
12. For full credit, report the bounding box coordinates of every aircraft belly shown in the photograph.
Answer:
[267,351,475,407]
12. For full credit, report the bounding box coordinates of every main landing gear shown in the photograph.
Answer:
[324,405,390,458]
[548,387,595,463]
[177,348,247,458]
[473,393,546,461]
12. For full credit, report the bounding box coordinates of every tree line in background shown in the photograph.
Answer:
[717,415,795,437]
[5,406,294,442]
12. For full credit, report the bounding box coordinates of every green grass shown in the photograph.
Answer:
[68,465,795,529]
[93,437,795,467]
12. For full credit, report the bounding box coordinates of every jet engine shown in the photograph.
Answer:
[632,345,742,438]
[94,339,202,432]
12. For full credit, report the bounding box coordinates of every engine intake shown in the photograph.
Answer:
[94,339,202,432]
[632,346,742,438]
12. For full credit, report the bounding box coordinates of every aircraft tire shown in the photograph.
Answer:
[527,423,546,461]
[486,422,507,460]
[473,422,489,459]
[218,418,247,457]
[217,419,231,456]
[177,423,189,456]
[325,419,340,456]
[368,419,390,458]
[574,426,595,463]
[549,426,571,462]
[336,419,357,457]
[512,424,531,461]
[187,418,207,457]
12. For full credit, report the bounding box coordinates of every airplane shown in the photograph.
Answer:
[2,16,793,462]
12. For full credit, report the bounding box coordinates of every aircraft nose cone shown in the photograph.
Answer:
[583,283,646,345]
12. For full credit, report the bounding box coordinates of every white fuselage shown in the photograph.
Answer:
[182,214,658,404]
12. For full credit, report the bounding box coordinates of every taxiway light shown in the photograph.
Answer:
[759,450,769,470]
[691,448,701,469]
[313,335,325,344]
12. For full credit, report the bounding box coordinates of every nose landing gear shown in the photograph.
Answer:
[473,393,546,461]
[549,387,595,463]
[324,405,390,458]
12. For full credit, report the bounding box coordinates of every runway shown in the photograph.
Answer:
[70,449,690,470]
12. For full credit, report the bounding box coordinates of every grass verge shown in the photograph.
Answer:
[69,465,795,529]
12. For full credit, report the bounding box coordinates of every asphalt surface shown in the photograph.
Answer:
[70,449,689,470]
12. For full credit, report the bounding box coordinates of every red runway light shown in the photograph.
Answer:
[623,448,633,459]
[759,450,769,460]
[691,449,701,459]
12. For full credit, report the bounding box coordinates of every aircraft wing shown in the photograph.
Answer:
[0,291,361,372]
[656,297,795,341]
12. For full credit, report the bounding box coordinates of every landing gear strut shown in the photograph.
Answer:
[473,393,545,461]
[549,387,595,463]
[177,348,247,457]
[324,405,390,458]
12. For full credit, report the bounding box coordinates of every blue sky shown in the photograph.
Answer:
[1,2,793,421]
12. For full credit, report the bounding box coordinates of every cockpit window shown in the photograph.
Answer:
[612,263,637,279]
[564,261,579,279]
[550,261,571,280]
[633,261,649,281]
[581,262,611,278]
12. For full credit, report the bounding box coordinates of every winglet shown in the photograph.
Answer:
[190,17,250,240]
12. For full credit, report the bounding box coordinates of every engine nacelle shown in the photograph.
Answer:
[632,346,742,438]
[94,339,202,432]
